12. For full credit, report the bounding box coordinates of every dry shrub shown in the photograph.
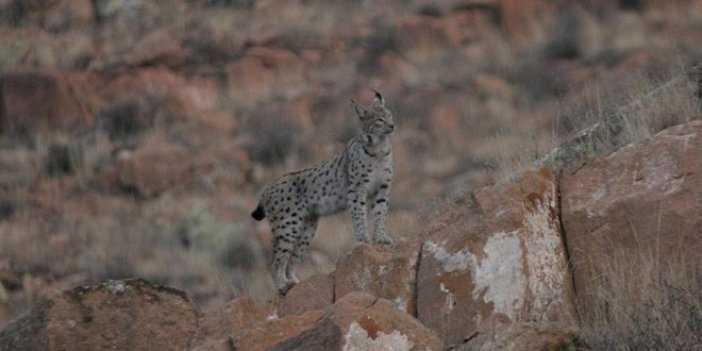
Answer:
[579,246,702,350]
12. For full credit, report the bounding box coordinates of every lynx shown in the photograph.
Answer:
[252,91,395,295]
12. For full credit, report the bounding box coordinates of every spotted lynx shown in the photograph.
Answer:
[252,91,395,295]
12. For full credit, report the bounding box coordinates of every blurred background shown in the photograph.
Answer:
[1,0,701,328]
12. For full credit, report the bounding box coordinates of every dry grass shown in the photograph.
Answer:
[578,246,702,350]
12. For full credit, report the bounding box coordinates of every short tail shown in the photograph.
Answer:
[251,204,266,221]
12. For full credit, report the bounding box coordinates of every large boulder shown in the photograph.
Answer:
[335,239,421,315]
[461,322,583,351]
[0,70,95,135]
[0,279,199,351]
[236,292,444,351]
[279,273,334,317]
[115,143,197,197]
[225,47,304,106]
[418,167,575,346]
[561,120,702,322]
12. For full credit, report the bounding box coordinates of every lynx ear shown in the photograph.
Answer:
[351,99,368,119]
[372,90,385,107]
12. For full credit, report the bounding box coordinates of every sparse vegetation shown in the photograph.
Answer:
[1,2,702,348]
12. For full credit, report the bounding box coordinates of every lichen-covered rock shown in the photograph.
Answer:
[561,120,702,322]
[418,167,575,346]
[269,292,444,351]
[335,239,421,315]
[0,279,199,351]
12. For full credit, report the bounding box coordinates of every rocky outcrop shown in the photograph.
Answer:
[0,279,199,351]
[462,322,584,351]
[278,273,334,317]
[260,292,444,351]
[418,167,575,346]
[561,119,702,322]
[0,70,95,135]
[335,239,421,315]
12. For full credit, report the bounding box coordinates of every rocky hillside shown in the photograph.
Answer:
[2,118,700,350]
[1,0,702,349]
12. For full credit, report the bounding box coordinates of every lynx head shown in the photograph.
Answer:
[351,90,395,136]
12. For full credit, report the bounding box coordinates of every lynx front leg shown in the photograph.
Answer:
[347,188,369,244]
[370,184,393,244]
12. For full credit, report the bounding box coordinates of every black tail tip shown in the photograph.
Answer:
[251,206,265,221]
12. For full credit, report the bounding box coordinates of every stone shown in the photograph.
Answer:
[191,296,275,350]
[230,309,325,351]
[116,143,199,197]
[499,0,557,44]
[226,47,304,106]
[279,273,334,317]
[461,322,583,351]
[335,239,421,315]
[269,292,444,351]
[127,28,185,68]
[0,70,94,135]
[395,10,495,63]
[418,167,575,346]
[561,120,702,322]
[0,279,199,351]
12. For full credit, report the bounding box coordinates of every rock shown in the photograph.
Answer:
[335,239,421,315]
[116,143,200,197]
[230,309,325,351]
[127,28,185,68]
[250,292,444,351]
[0,70,94,135]
[418,167,575,346]
[395,10,495,63]
[43,0,95,32]
[499,0,557,44]
[191,296,275,350]
[561,120,702,322]
[462,322,584,351]
[0,279,199,351]
[101,68,198,123]
[279,273,334,317]
[226,47,304,106]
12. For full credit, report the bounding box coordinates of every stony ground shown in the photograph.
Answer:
[1,1,702,348]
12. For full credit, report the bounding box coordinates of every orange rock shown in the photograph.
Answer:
[226,47,304,106]
[232,292,443,351]
[191,295,275,349]
[395,9,496,63]
[127,28,184,68]
[0,70,94,135]
[279,273,334,317]
[499,0,557,43]
[0,279,199,351]
[418,167,575,345]
[561,120,702,323]
[463,322,583,351]
[230,309,325,351]
[116,143,196,197]
[335,239,421,316]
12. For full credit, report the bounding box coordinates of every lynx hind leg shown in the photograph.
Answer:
[270,219,299,295]
[287,217,318,284]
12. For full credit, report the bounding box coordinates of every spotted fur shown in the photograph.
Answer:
[252,91,395,295]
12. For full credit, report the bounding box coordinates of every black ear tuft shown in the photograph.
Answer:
[372,90,385,107]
